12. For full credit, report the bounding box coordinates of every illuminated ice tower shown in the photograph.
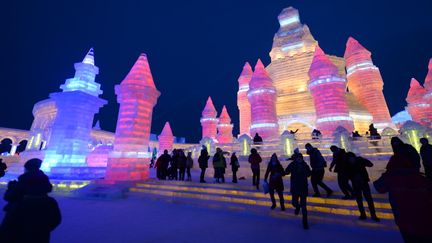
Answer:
[158,122,174,154]
[248,59,279,140]
[308,46,354,136]
[406,78,430,127]
[217,106,234,143]
[344,37,393,130]
[237,62,253,136]
[106,53,160,181]
[43,48,107,172]
[200,97,218,140]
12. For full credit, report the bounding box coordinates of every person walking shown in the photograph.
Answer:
[198,147,209,183]
[346,152,379,222]
[305,143,333,197]
[264,153,285,211]
[374,136,432,243]
[248,148,262,190]
[177,150,187,181]
[329,146,354,199]
[186,152,194,181]
[420,138,432,180]
[285,151,311,229]
[230,152,240,183]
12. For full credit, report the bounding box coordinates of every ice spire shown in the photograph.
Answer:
[249,59,273,89]
[158,122,174,153]
[122,53,156,88]
[219,105,231,124]
[217,106,233,143]
[407,78,426,100]
[238,62,253,86]
[202,96,217,118]
[82,47,95,65]
[308,46,338,79]
[425,58,432,90]
[93,120,101,130]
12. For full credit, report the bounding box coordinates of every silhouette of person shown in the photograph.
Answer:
[155,150,171,180]
[198,147,210,183]
[368,124,381,139]
[305,143,333,197]
[374,138,432,242]
[213,148,226,183]
[0,158,7,178]
[186,152,194,181]
[253,133,263,144]
[0,158,61,243]
[230,152,239,183]
[346,152,379,222]
[311,129,322,139]
[170,149,179,180]
[387,137,421,172]
[264,153,285,211]
[285,150,311,229]
[420,138,432,180]
[177,149,187,181]
[248,148,262,190]
[352,131,362,138]
[329,146,354,199]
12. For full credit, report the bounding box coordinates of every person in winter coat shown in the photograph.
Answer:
[198,147,210,183]
[155,150,171,180]
[170,149,179,180]
[346,152,379,222]
[329,146,354,199]
[305,143,333,197]
[230,152,240,183]
[420,138,432,180]
[213,148,226,183]
[387,137,421,172]
[374,137,432,243]
[264,153,285,211]
[248,148,262,190]
[0,158,61,243]
[186,152,194,181]
[285,151,312,229]
[0,158,7,178]
[177,149,187,181]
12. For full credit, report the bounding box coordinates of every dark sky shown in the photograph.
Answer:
[1,0,432,143]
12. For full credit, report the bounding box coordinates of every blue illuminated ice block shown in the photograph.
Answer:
[43,48,107,178]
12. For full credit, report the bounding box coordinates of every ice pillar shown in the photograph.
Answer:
[158,122,174,154]
[237,62,253,136]
[200,97,218,140]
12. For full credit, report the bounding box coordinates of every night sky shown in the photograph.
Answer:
[2,0,432,143]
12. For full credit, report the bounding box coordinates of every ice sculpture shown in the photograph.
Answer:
[237,62,253,136]
[248,59,279,140]
[43,48,107,172]
[158,122,174,154]
[200,97,218,140]
[406,78,430,127]
[216,105,234,143]
[308,46,354,136]
[344,37,393,130]
[106,53,160,181]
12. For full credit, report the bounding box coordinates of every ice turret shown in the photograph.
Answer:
[217,106,234,143]
[237,62,253,136]
[308,46,353,136]
[106,53,160,181]
[247,59,279,140]
[200,97,218,140]
[344,37,393,130]
[158,122,174,154]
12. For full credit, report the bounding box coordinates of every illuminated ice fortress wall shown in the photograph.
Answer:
[234,6,394,138]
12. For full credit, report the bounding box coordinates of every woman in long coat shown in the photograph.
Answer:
[264,153,285,211]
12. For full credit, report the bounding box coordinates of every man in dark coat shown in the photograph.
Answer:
[387,137,421,172]
[305,143,333,197]
[248,148,262,190]
[420,138,432,180]
[156,150,171,180]
[285,151,311,229]
[0,158,7,178]
[374,138,432,243]
[198,147,209,183]
[177,150,187,181]
[264,153,285,211]
[346,152,379,222]
[329,146,354,199]
[230,153,240,183]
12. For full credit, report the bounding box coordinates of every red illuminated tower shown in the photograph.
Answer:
[106,53,160,181]
[200,97,218,140]
[308,46,354,136]
[217,105,234,143]
[237,62,253,136]
[344,37,393,130]
[406,78,430,126]
[158,122,174,154]
[247,59,279,140]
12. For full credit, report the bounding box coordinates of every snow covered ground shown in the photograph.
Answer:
[0,189,402,243]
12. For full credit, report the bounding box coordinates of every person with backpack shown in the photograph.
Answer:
[305,143,333,197]
[213,148,226,183]
[285,150,312,229]
[230,152,240,183]
[264,153,285,211]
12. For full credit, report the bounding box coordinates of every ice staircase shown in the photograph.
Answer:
[130,180,397,230]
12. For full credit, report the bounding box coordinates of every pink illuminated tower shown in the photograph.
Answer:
[158,122,174,154]
[247,59,279,140]
[308,46,354,136]
[344,37,393,130]
[237,62,253,136]
[200,97,218,140]
[425,58,432,90]
[217,106,234,143]
[406,78,430,126]
[106,53,160,181]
